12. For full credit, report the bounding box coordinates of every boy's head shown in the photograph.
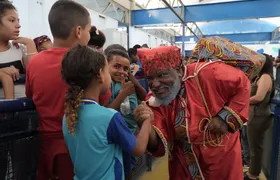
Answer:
[104,44,126,56]
[106,49,130,83]
[128,48,139,64]
[142,44,149,48]
[48,0,91,46]
[0,1,20,41]
[133,44,141,49]
[33,35,52,52]
[62,45,111,95]
[88,26,106,52]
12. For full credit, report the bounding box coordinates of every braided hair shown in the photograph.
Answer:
[61,45,106,135]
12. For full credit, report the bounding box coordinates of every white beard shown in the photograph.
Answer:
[150,78,181,106]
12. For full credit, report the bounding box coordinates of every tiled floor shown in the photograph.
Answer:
[139,155,267,180]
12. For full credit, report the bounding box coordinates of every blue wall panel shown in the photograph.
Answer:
[132,0,280,25]
[184,0,280,22]
[132,7,181,26]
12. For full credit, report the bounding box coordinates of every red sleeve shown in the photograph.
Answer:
[99,89,112,103]
[25,63,32,98]
[213,62,251,130]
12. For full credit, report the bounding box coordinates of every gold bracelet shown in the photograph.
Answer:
[26,52,37,56]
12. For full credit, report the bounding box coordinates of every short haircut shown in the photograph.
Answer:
[128,48,137,58]
[142,44,149,48]
[104,44,126,56]
[133,44,141,49]
[106,49,130,62]
[48,0,90,39]
[88,26,106,48]
[0,1,16,23]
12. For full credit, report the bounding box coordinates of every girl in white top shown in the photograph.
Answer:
[0,1,37,99]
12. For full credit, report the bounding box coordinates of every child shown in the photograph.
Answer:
[106,49,140,132]
[61,45,151,180]
[33,35,52,52]
[0,1,37,99]
[25,1,112,179]
[104,44,146,107]
[104,44,127,56]
[128,48,149,93]
[88,26,106,52]
[106,49,147,179]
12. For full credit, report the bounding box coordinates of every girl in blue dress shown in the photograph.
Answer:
[61,45,151,180]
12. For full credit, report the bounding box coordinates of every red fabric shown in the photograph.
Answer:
[146,62,250,180]
[25,48,111,179]
[99,89,112,102]
[37,133,73,180]
[26,48,69,132]
[137,46,181,75]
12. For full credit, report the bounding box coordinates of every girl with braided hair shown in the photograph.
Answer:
[61,45,151,180]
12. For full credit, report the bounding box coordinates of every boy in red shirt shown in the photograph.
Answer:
[25,1,110,179]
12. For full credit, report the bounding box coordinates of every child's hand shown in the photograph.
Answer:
[120,80,135,97]
[130,64,135,70]
[12,37,34,47]
[0,66,20,81]
[134,102,154,127]
[128,70,134,81]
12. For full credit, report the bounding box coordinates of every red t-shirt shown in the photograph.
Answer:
[26,48,111,132]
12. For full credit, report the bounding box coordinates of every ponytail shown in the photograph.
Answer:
[65,85,84,135]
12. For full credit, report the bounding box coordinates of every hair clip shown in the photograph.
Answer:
[95,29,99,35]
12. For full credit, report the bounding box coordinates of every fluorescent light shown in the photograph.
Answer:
[142,26,175,30]
[175,41,197,44]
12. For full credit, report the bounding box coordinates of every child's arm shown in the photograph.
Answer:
[0,71,15,99]
[106,81,135,110]
[128,72,146,101]
[132,120,150,156]
[107,112,151,157]
[13,37,37,68]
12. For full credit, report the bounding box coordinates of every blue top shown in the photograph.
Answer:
[63,99,136,180]
[110,81,138,133]
[135,61,145,79]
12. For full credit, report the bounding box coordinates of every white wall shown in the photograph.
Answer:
[13,0,172,48]
[13,0,56,39]
[87,9,118,31]
[12,0,118,40]
[129,27,171,48]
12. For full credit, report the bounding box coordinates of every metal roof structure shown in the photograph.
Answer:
[77,0,280,52]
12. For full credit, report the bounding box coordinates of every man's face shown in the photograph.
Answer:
[147,68,181,106]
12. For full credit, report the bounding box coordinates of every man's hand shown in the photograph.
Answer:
[207,116,228,135]
[134,102,154,127]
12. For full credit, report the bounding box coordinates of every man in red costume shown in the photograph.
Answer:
[135,46,251,180]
